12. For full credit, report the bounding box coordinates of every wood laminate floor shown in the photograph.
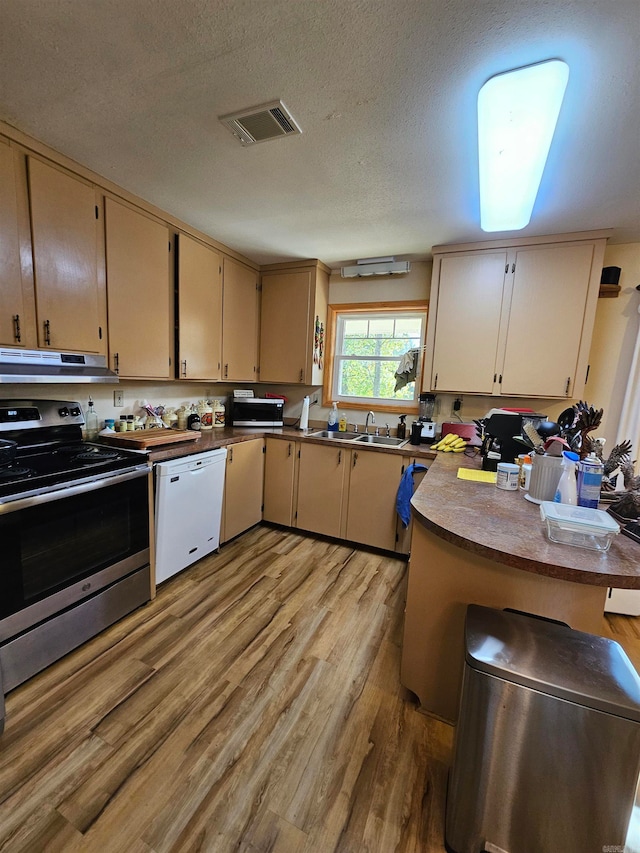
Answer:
[0,525,638,852]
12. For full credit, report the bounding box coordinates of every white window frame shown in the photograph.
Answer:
[330,307,427,411]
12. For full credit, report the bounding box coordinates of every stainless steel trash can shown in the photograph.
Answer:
[446,605,640,853]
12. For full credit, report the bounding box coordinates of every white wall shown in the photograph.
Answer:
[584,243,640,447]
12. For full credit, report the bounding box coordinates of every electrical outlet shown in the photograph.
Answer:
[113,391,124,407]
[453,396,463,412]
[311,392,320,405]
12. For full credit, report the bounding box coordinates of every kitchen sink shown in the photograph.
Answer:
[354,434,408,447]
[308,430,361,440]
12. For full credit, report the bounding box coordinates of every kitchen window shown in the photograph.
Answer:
[325,304,427,412]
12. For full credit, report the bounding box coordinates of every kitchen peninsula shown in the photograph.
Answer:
[401,451,640,723]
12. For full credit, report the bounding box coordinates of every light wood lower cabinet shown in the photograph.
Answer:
[222,439,265,543]
[296,443,347,539]
[346,449,407,552]
[294,441,410,552]
[263,437,298,526]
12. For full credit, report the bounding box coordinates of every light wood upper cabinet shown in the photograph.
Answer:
[423,232,608,398]
[499,244,597,397]
[345,449,406,552]
[177,233,222,380]
[222,438,265,542]
[105,198,172,379]
[296,442,347,538]
[259,261,329,384]
[0,142,35,348]
[28,157,103,353]
[222,257,259,382]
[429,252,507,394]
[263,437,297,526]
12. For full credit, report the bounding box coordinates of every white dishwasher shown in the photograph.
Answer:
[154,448,227,585]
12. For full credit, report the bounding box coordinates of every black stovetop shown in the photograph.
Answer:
[0,441,146,501]
[0,398,148,503]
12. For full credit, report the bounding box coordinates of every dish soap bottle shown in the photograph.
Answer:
[85,397,99,441]
[338,411,347,432]
[553,450,579,505]
[327,402,338,432]
[397,415,407,440]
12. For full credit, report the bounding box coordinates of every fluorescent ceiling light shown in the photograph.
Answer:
[478,59,569,232]
[341,258,410,278]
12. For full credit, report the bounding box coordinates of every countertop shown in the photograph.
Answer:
[129,425,437,464]
[410,451,640,588]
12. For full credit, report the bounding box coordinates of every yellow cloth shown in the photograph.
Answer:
[457,467,497,483]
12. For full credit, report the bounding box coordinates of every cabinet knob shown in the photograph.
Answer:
[13,314,21,343]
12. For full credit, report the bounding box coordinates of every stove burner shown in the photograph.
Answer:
[74,448,120,463]
[0,464,34,480]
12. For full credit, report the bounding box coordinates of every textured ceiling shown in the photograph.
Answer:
[0,0,638,267]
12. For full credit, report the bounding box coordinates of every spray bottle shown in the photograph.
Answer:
[327,402,339,432]
[553,450,579,505]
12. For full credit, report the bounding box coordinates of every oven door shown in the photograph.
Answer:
[0,468,150,641]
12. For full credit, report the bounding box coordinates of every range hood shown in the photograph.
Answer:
[0,349,119,384]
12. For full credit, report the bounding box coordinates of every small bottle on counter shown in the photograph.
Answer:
[118,416,128,432]
[126,414,135,431]
[84,398,99,441]
[397,415,407,440]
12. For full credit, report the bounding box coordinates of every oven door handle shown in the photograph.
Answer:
[0,466,150,515]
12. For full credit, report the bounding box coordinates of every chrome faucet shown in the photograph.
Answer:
[365,411,375,435]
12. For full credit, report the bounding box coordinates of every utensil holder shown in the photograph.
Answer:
[526,454,563,503]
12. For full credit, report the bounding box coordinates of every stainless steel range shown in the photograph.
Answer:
[0,399,152,733]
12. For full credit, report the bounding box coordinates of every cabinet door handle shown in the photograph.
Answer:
[44,319,51,346]
[299,368,304,382]
[353,451,358,468]
[224,363,229,378]
[338,450,341,465]
[565,377,571,395]
[13,314,21,343]
[433,373,438,389]
[229,447,233,463]
[493,373,497,383]
[287,443,291,457]
[498,374,502,383]
[113,352,119,374]
[181,359,187,378]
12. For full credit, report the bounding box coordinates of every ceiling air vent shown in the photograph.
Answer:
[220,100,302,146]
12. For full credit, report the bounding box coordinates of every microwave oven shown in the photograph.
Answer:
[228,397,284,427]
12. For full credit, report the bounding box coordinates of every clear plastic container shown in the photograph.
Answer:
[539,501,620,552]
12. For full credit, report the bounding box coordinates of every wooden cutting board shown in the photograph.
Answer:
[100,429,202,449]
